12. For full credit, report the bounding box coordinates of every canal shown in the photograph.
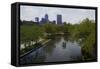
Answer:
[20,36,82,65]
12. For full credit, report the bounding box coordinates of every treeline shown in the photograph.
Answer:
[20,18,96,60]
[68,18,96,60]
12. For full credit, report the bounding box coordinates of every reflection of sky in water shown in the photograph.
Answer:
[20,37,82,65]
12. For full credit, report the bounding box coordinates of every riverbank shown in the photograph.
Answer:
[20,39,51,58]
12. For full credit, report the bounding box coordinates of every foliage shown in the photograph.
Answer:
[20,18,96,60]
[20,25,44,43]
[70,18,96,60]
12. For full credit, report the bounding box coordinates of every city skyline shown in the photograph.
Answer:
[22,14,62,25]
[34,14,62,24]
[20,5,95,24]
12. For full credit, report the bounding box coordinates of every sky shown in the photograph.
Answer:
[20,5,95,24]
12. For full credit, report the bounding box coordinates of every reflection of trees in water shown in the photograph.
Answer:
[43,35,65,55]
[20,36,66,65]
[44,39,57,55]
[45,36,68,53]
[63,34,77,42]
[63,34,70,41]
[45,35,70,50]
[20,35,83,65]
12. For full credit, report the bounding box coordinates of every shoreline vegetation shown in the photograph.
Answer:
[20,39,51,58]
[20,18,96,61]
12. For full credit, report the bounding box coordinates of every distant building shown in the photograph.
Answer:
[40,18,46,24]
[35,17,40,24]
[45,14,49,23]
[35,17,39,23]
[52,20,56,24]
[57,14,62,24]
[45,14,48,21]
[40,14,49,24]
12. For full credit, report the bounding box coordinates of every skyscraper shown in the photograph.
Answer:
[45,14,49,23]
[35,17,39,23]
[40,18,45,24]
[57,14,62,24]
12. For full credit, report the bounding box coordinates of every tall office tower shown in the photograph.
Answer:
[57,14,62,24]
[45,14,49,23]
[40,18,45,24]
[35,17,39,23]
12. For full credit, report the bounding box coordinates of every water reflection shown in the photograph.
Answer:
[20,36,82,65]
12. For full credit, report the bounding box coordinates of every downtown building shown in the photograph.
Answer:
[57,14,62,24]
[40,14,49,24]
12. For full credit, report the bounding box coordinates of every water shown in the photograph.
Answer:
[20,36,82,65]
